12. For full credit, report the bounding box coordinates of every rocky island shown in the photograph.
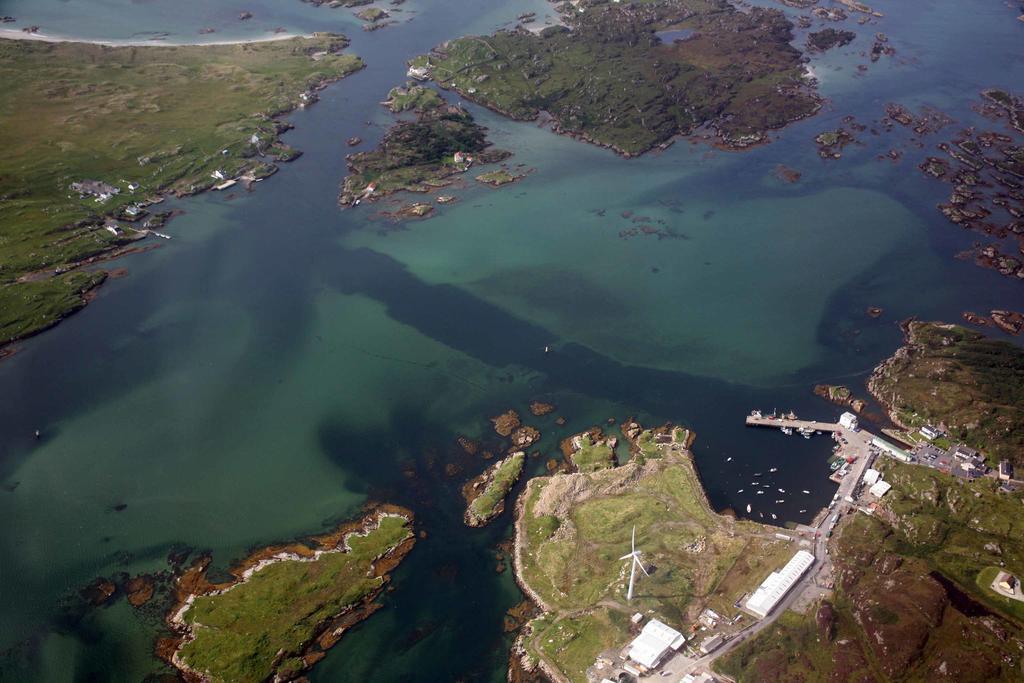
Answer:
[917,89,1024,281]
[164,507,414,683]
[410,0,821,156]
[464,451,527,527]
[339,91,510,206]
[0,34,364,348]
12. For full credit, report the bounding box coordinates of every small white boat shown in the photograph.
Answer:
[757,490,764,495]
[754,472,763,476]
[771,513,777,520]
[737,489,744,493]
[746,504,752,513]
[752,481,759,485]
[769,467,778,473]
[726,457,732,462]
[778,488,786,493]
[781,427,793,435]
[759,513,764,519]
[775,499,784,503]
[802,490,810,494]
[799,509,807,513]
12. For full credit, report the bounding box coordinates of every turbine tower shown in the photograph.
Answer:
[620,525,650,602]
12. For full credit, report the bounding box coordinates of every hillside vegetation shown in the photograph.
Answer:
[869,321,1024,466]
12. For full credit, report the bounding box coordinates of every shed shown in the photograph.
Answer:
[627,619,685,670]
[868,481,892,497]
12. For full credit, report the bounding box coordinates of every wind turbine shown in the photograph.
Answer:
[620,525,649,602]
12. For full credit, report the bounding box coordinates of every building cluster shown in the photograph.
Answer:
[70,179,119,202]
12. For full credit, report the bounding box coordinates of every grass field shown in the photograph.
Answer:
[0,35,363,343]
[177,514,412,683]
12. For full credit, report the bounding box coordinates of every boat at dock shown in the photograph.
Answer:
[746,504,752,513]
[781,427,793,435]
[151,231,171,240]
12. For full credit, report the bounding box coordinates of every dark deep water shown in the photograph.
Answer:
[1,0,1023,680]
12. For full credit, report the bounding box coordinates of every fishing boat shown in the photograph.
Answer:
[781,427,793,436]
[746,504,752,513]
[802,431,812,439]
[771,513,777,520]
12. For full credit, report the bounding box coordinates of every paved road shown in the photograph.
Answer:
[661,427,876,681]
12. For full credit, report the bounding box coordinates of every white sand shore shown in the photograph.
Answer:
[0,27,312,47]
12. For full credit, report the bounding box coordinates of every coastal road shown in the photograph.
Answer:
[665,427,876,681]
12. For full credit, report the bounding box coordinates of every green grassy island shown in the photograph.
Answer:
[412,0,820,156]
[716,461,1024,681]
[868,321,1024,467]
[514,426,797,682]
[464,451,527,527]
[383,83,446,112]
[0,35,363,346]
[167,508,414,683]
[339,93,511,205]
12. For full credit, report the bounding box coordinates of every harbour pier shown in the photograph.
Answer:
[744,413,838,432]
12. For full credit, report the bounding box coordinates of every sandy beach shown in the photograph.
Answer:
[0,27,311,47]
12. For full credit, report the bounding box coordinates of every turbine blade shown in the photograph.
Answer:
[631,525,636,553]
[619,553,634,561]
[636,557,651,577]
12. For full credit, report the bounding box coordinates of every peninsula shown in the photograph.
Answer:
[868,320,1024,467]
[410,0,820,156]
[164,507,414,683]
[512,423,800,682]
[0,34,363,348]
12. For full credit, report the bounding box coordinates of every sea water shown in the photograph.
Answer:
[0,0,1022,679]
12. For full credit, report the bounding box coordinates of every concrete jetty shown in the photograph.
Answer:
[744,415,838,432]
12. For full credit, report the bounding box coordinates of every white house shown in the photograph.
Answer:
[627,619,685,670]
[838,412,858,430]
[863,468,881,486]
[919,425,940,440]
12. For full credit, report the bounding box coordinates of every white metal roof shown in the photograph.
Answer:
[869,481,892,497]
[628,619,684,669]
[745,550,815,618]
[863,468,881,486]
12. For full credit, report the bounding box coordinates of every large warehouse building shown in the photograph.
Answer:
[745,550,815,618]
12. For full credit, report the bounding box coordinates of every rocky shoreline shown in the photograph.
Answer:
[161,504,415,682]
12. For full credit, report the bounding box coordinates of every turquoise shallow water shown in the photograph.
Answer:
[1,0,1023,680]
